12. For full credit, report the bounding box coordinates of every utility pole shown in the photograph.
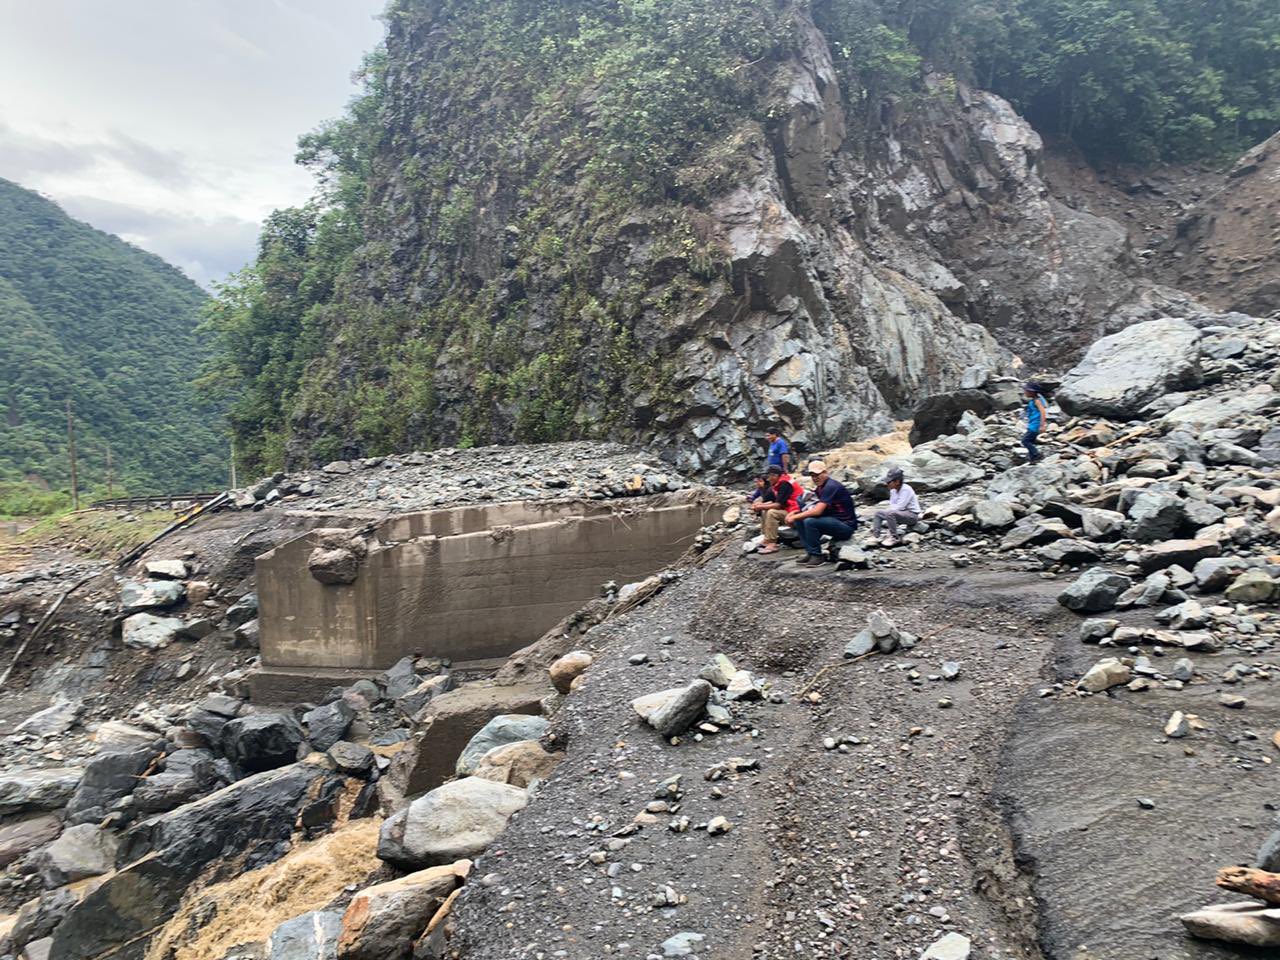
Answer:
[65,398,79,511]
[105,444,114,499]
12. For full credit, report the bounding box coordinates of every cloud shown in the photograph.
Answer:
[0,123,196,189]
[56,194,261,289]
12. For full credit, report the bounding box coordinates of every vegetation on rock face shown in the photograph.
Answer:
[205,0,1280,478]
[0,178,226,506]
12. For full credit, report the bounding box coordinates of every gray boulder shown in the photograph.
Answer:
[646,680,713,739]
[132,749,222,815]
[142,560,187,580]
[0,768,84,816]
[119,579,185,613]
[1058,568,1133,613]
[377,777,527,868]
[1127,491,1187,543]
[1194,556,1250,593]
[121,613,186,650]
[972,500,1015,529]
[54,762,343,960]
[224,593,258,627]
[302,700,355,752]
[15,698,82,737]
[456,715,550,776]
[327,741,375,775]
[32,823,118,887]
[908,390,996,446]
[0,814,62,867]
[380,656,421,700]
[65,746,160,824]
[1057,318,1202,419]
[220,713,305,773]
[269,909,342,960]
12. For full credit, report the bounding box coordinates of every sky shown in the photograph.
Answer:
[0,0,387,288]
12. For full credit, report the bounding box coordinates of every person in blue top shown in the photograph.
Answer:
[786,460,858,565]
[765,427,791,473]
[1022,382,1048,462]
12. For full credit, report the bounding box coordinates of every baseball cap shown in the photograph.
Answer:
[806,460,827,475]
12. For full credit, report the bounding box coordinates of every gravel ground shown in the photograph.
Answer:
[448,542,1076,960]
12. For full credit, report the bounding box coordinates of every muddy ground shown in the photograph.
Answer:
[448,540,1278,960]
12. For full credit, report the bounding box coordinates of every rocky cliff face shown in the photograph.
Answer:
[285,2,1194,474]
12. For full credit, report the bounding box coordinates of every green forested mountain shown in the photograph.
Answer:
[0,177,226,503]
[204,0,1280,477]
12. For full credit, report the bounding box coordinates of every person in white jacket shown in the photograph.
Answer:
[868,468,921,547]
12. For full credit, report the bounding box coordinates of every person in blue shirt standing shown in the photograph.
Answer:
[765,427,791,473]
[1022,382,1048,462]
[786,460,858,565]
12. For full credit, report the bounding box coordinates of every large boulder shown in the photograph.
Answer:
[472,741,564,788]
[0,814,62,867]
[270,910,343,960]
[121,613,186,651]
[337,861,469,960]
[119,580,185,614]
[377,778,527,869]
[860,449,984,496]
[1127,491,1187,543]
[908,390,996,446]
[52,763,343,960]
[15,699,82,737]
[1056,318,1202,419]
[0,769,84,816]
[302,701,356,752]
[1058,568,1133,613]
[455,715,550,776]
[31,823,118,888]
[219,713,306,773]
[65,746,160,825]
[132,749,223,815]
[1137,539,1219,573]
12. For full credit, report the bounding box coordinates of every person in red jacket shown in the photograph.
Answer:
[752,464,800,554]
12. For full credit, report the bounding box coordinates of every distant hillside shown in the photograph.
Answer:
[0,177,226,499]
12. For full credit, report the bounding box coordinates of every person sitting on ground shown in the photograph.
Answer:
[868,467,921,548]
[1022,382,1048,463]
[786,460,858,566]
[765,427,791,473]
[745,475,768,506]
[752,464,800,555]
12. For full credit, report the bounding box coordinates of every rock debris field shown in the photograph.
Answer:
[1,310,1279,960]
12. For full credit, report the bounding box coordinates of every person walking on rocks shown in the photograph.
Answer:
[752,464,800,555]
[786,460,858,565]
[1022,382,1048,462]
[765,427,791,473]
[868,468,920,547]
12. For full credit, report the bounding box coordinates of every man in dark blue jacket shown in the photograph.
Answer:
[785,460,858,565]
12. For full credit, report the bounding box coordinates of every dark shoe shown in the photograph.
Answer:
[795,554,818,565]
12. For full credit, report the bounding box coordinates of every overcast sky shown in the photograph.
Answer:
[0,0,387,288]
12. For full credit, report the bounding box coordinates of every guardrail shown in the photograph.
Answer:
[88,491,225,511]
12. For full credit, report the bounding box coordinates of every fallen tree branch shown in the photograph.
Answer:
[1217,866,1280,906]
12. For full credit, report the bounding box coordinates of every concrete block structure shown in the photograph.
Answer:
[252,491,716,698]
